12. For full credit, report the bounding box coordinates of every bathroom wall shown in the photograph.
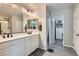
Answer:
[51,8,73,47]
[73,4,79,55]
[36,4,47,50]
[22,4,47,50]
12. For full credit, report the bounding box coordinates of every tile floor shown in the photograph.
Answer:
[30,39,77,56]
[43,46,77,56]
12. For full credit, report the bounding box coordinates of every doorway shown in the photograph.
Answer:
[48,15,64,49]
[55,16,63,46]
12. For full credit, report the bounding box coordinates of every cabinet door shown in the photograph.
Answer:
[31,35,39,52]
[0,48,12,56]
[11,43,24,56]
[24,37,32,56]
[0,41,11,50]
[0,38,25,56]
[10,38,25,56]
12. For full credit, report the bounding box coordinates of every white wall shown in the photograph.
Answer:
[73,4,79,55]
[38,4,47,50]
[51,8,73,47]
[22,4,47,50]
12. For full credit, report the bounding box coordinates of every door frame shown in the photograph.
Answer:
[49,15,64,46]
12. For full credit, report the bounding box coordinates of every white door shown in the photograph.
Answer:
[73,17,79,55]
[56,28,63,39]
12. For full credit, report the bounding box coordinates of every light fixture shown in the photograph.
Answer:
[0,3,18,10]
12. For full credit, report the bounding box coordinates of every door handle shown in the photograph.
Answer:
[76,34,79,36]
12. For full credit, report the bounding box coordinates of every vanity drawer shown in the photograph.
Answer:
[0,47,12,56]
[25,48,32,56]
[25,37,31,49]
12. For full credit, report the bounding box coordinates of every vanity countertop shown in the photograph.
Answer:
[0,31,40,43]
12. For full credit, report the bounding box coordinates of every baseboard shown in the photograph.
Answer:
[72,46,78,56]
[63,45,73,48]
[39,47,47,51]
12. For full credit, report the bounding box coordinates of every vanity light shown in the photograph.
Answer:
[0,3,18,10]
[12,4,18,9]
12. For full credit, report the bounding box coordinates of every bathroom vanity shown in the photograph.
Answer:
[0,13,40,56]
[0,4,40,56]
[0,32,39,56]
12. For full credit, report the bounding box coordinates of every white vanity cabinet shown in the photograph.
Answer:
[0,38,25,56]
[10,38,25,56]
[31,35,39,52]
[0,34,39,56]
[24,34,39,56]
[24,37,32,55]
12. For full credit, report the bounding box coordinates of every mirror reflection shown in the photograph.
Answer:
[0,16,12,34]
[28,19,38,29]
[0,4,39,35]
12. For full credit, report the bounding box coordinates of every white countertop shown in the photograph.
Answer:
[0,31,40,43]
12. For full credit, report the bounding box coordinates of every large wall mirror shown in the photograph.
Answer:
[0,8,39,35]
[0,15,39,35]
[0,14,12,34]
[0,14,38,35]
[0,10,23,34]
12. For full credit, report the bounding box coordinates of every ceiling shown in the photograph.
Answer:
[0,3,76,19]
[0,3,41,17]
[19,3,44,12]
[46,3,76,15]
[20,3,46,18]
[0,7,22,16]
